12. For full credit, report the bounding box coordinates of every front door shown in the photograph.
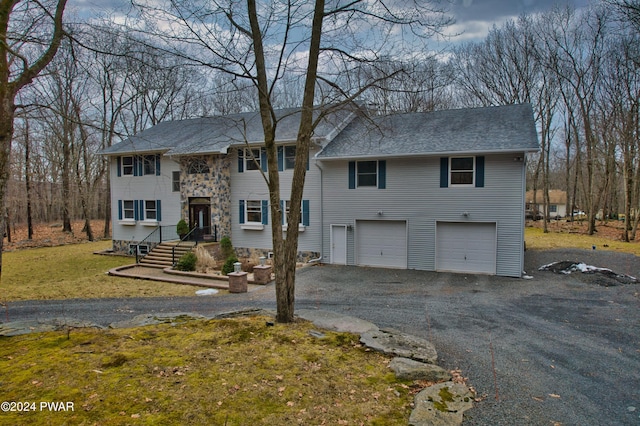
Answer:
[189,198,211,240]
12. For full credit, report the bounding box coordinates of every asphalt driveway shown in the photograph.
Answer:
[4,248,640,425]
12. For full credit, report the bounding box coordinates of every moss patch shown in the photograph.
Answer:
[0,315,415,424]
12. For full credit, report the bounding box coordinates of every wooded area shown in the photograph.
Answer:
[3,0,639,241]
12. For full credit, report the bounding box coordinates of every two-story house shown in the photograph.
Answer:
[102,103,539,277]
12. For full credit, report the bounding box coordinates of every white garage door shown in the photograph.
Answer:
[356,220,407,268]
[436,222,497,274]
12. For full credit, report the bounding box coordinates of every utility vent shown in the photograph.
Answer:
[268,251,274,259]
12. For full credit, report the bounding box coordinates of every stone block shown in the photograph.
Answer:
[253,265,273,285]
[228,271,248,293]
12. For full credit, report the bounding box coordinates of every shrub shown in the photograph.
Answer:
[220,236,234,259]
[175,251,197,271]
[221,256,239,276]
[176,219,189,237]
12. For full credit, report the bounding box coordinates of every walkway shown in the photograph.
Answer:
[108,264,266,292]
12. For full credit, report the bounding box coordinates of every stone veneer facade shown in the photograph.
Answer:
[179,155,232,239]
[234,247,321,264]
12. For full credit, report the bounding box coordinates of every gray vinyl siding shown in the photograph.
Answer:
[110,156,182,243]
[320,153,527,277]
[229,146,322,254]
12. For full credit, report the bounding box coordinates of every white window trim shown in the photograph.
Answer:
[449,156,475,187]
[356,160,378,188]
[283,145,296,170]
[121,156,134,176]
[241,223,265,231]
[119,219,136,226]
[144,200,158,222]
[245,200,263,224]
[244,148,262,171]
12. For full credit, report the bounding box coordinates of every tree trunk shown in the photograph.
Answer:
[0,107,14,274]
[25,120,33,240]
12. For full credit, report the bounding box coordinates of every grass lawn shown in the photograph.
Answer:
[525,224,640,256]
[1,240,205,302]
[0,315,418,425]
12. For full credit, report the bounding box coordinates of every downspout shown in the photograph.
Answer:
[307,158,323,264]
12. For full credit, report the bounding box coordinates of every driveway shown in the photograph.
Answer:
[4,248,640,425]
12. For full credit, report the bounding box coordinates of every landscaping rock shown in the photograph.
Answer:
[389,357,451,382]
[0,318,103,336]
[409,381,475,426]
[109,312,206,329]
[296,309,379,334]
[360,329,437,364]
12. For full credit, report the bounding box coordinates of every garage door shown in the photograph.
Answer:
[356,220,407,268]
[436,222,496,274]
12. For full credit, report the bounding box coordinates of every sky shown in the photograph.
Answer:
[444,0,592,43]
[67,0,594,46]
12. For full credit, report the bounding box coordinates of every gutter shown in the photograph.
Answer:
[307,158,324,264]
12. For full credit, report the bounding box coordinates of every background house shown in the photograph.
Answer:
[102,103,539,277]
[525,189,568,219]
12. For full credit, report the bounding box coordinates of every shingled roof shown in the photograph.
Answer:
[101,106,357,156]
[316,103,540,159]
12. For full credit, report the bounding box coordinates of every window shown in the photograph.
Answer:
[246,200,263,223]
[284,146,296,169]
[440,156,484,188]
[282,200,310,227]
[245,148,262,171]
[450,157,474,185]
[145,200,158,220]
[348,160,386,189]
[143,155,156,175]
[187,157,210,174]
[357,161,378,187]
[122,200,135,219]
[172,171,180,192]
[122,156,134,175]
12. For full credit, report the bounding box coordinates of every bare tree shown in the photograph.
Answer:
[131,0,451,322]
[0,0,68,276]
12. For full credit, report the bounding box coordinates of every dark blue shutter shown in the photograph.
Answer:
[378,160,386,189]
[239,200,245,224]
[440,157,448,188]
[475,156,485,188]
[302,200,310,226]
[134,200,139,220]
[118,200,123,220]
[139,200,145,220]
[261,200,269,225]
[280,200,285,224]
[277,146,284,171]
[116,157,121,177]
[238,149,244,173]
[155,155,161,176]
[138,157,143,176]
[261,148,267,172]
[133,156,139,176]
[348,161,356,189]
[156,200,162,221]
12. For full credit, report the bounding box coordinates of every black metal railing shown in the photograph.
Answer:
[134,225,181,263]
[172,225,218,265]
